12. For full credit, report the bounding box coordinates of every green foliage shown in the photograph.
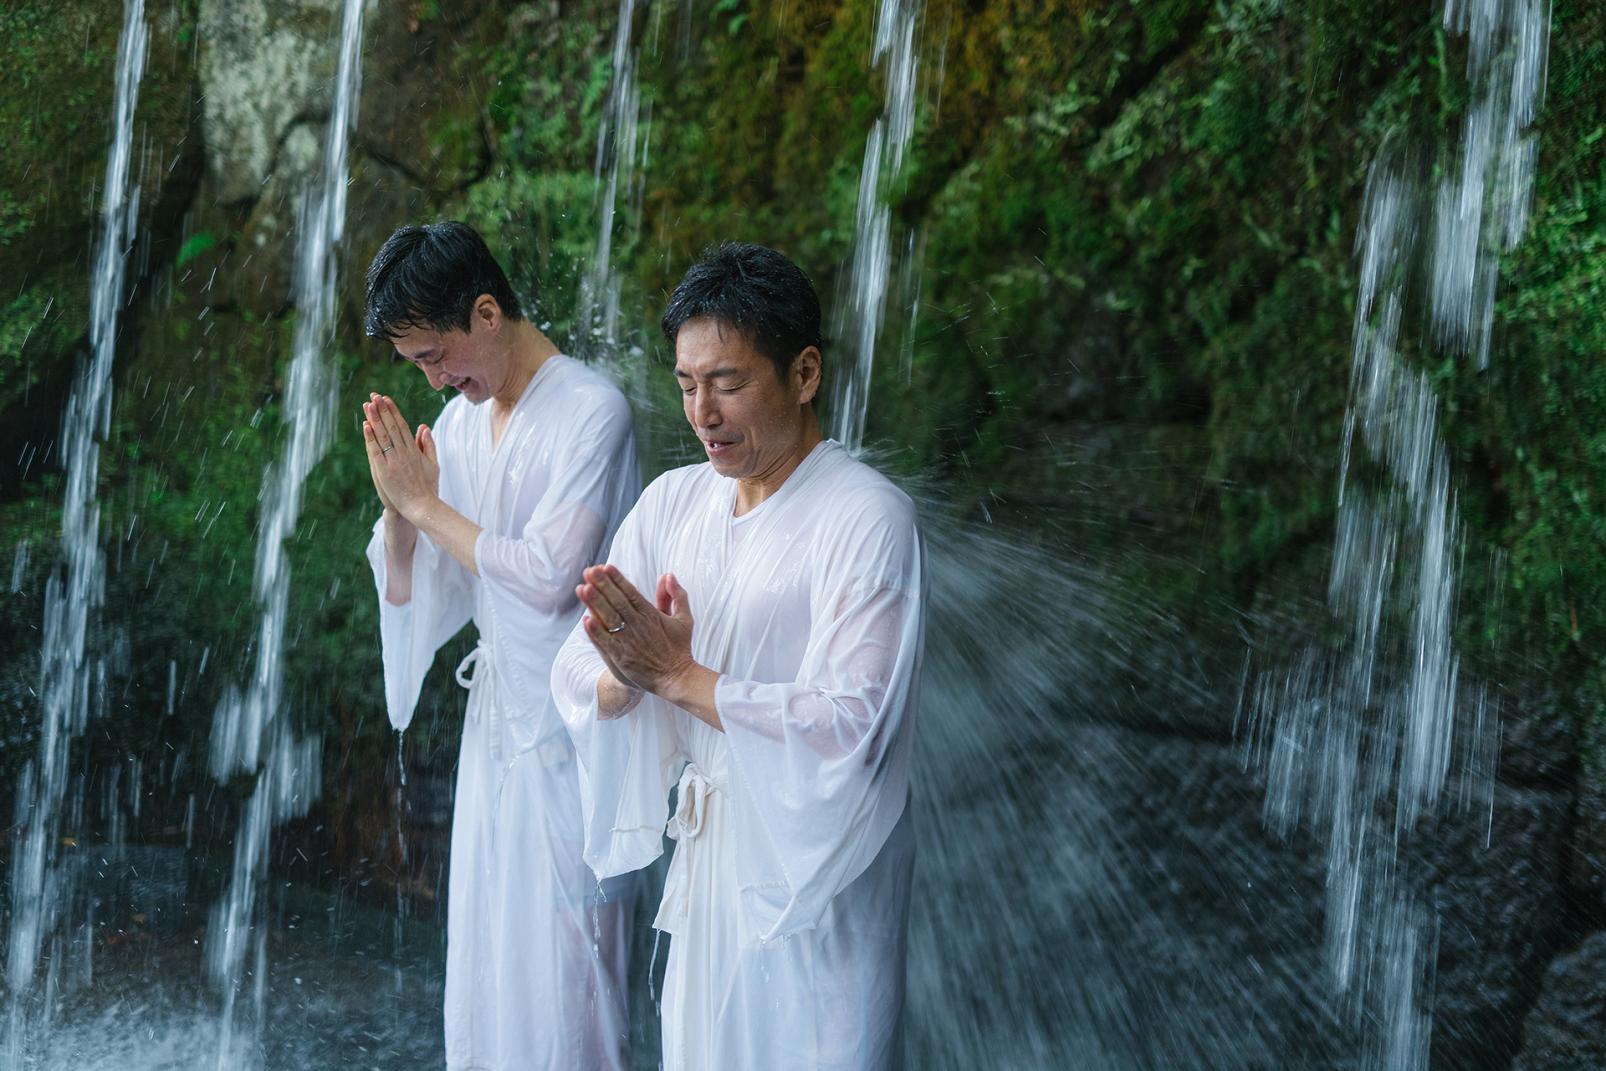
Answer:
[465,2,618,343]
[1473,13,1606,665]
[0,289,73,414]
[175,232,219,269]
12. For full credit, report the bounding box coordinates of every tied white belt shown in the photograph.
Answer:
[655,764,719,935]
[455,643,571,769]
[455,643,507,762]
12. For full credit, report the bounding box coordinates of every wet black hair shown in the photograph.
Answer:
[364,220,524,341]
[660,242,824,380]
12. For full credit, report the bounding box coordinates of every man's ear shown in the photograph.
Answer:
[472,294,501,333]
[794,345,823,405]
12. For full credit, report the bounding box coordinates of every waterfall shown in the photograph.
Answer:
[3,0,148,1062]
[576,0,649,356]
[830,0,922,452]
[1245,2,1550,1067]
[203,0,366,1063]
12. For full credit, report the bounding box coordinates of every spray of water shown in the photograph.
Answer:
[4,0,148,1061]
[203,0,366,1063]
[1243,2,1549,1067]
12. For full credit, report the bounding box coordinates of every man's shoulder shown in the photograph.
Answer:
[534,358,634,456]
[432,393,473,437]
[548,356,631,418]
[815,447,918,532]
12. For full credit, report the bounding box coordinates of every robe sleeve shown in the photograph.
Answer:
[474,389,638,617]
[716,488,926,942]
[551,481,685,881]
[366,523,475,732]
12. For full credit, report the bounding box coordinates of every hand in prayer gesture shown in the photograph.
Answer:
[363,393,440,521]
[578,565,719,726]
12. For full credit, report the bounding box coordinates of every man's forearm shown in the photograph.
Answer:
[383,509,418,606]
[402,495,483,576]
[596,669,644,719]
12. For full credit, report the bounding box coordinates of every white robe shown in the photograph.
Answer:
[366,355,641,1071]
[551,439,925,1071]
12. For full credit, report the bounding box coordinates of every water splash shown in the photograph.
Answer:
[1243,2,1549,1066]
[4,0,148,1061]
[830,0,923,451]
[204,0,366,1063]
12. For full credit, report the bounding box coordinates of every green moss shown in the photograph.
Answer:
[0,288,74,414]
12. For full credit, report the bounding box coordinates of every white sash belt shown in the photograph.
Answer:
[654,763,720,935]
[455,642,569,768]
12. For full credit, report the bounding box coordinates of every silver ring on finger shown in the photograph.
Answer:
[605,621,626,634]
[380,444,395,454]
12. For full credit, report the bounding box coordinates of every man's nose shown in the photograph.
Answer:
[423,364,447,390]
[693,389,721,428]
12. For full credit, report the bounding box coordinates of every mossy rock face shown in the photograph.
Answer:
[0,0,202,487]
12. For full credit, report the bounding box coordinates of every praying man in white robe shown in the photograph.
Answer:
[551,242,926,1071]
[359,222,639,1071]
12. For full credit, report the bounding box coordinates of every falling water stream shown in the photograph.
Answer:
[1243,1,1551,1067]
[203,0,366,1064]
[830,0,923,451]
[576,0,648,355]
[4,1,148,1063]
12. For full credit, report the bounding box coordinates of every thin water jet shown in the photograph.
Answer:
[203,0,366,1063]
[5,1,148,1061]
[830,0,923,451]
[1243,2,1550,1067]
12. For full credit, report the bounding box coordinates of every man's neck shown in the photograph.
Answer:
[491,322,560,416]
[733,413,825,516]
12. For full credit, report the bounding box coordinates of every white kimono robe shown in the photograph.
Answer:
[551,439,925,1071]
[366,355,640,1071]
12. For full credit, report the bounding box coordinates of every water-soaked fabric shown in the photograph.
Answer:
[553,439,925,1070]
[366,355,640,1071]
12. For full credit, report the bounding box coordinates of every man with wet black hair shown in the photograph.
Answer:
[360,220,639,1071]
[553,242,926,1070]
[657,240,826,380]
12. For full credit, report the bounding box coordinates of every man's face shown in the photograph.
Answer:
[390,316,500,404]
[673,317,815,480]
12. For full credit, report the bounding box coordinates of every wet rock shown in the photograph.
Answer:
[357,2,494,196]
[1569,700,1606,916]
[1496,686,1580,791]
[1511,929,1606,1071]
[1418,784,1572,1071]
[343,153,438,305]
[227,122,326,318]
[198,0,343,207]
[78,843,192,933]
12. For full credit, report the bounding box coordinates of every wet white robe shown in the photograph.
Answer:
[551,439,925,1071]
[366,355,640,1071]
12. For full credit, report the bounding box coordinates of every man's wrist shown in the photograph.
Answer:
[655,658,711,709]
[396,493,439,529]
[383,507,417,543]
